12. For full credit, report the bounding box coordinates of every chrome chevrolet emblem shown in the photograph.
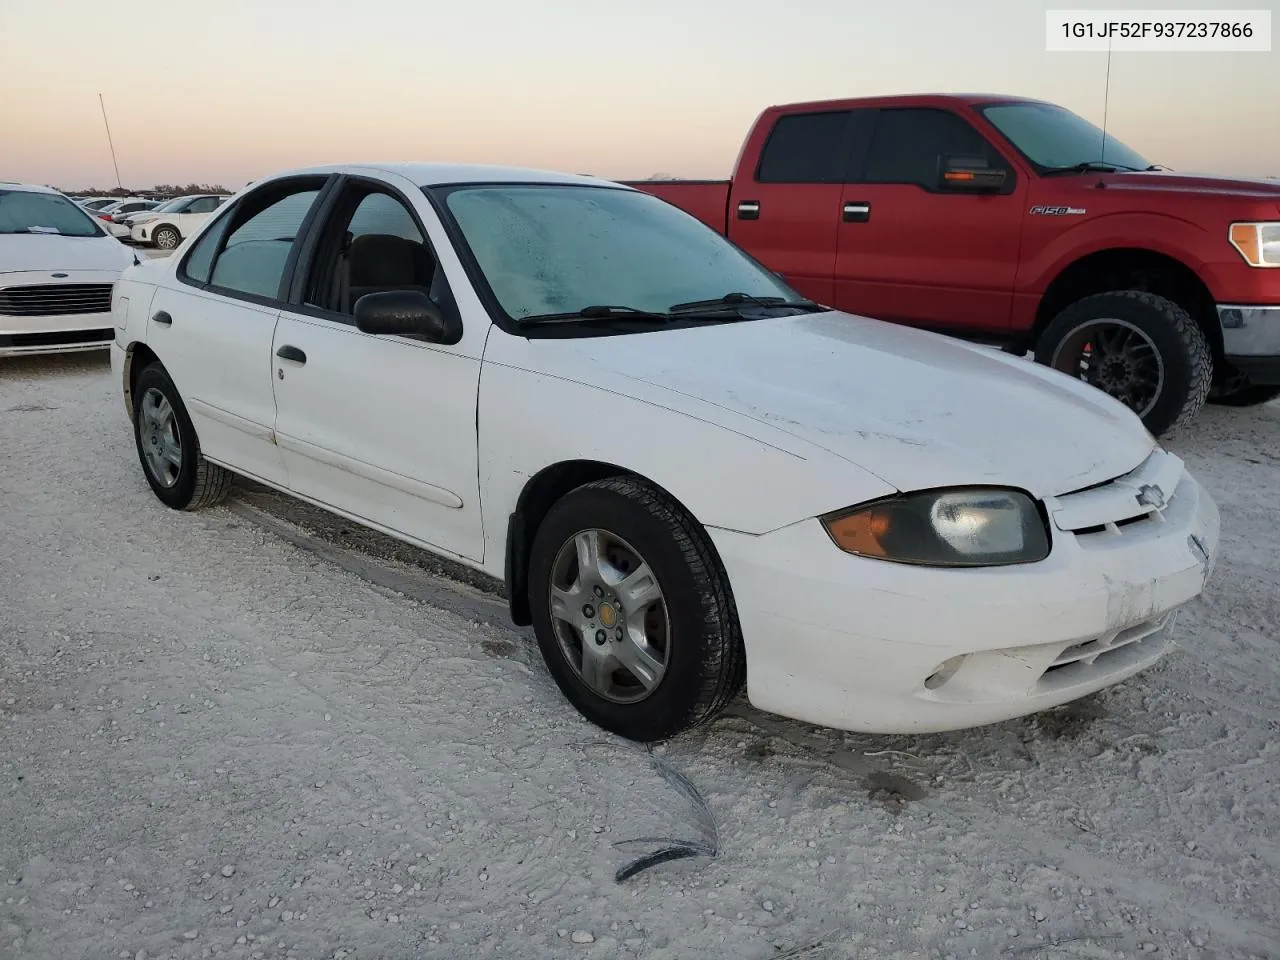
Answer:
[1135,484,1166,510]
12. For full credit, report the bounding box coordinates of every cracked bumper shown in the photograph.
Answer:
[709,472,1219,735]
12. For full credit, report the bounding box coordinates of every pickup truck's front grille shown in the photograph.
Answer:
[0,283,114,317]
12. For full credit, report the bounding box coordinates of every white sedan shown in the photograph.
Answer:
[2,183,139,357]
[109,163,1220,741]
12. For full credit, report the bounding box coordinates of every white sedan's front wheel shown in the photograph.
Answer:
[152,225,180,250]
[528,477,745,742]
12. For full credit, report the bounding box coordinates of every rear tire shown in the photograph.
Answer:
[1035,291,1212,437]
[527,476,745,742]
[132,363,232,510]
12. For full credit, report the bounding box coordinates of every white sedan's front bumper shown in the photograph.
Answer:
[710,453,1220,734]
[0,270,119,358]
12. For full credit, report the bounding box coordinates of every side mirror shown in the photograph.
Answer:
[938,155,1007,192]
[353,290,462,345]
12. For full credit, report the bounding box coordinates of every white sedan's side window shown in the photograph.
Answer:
[301,187,442,320]
[207,189,320,300]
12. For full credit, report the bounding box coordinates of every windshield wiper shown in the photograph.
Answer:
[519,305,677,327]
[1042,161,1144,176]
[667,292,825,315]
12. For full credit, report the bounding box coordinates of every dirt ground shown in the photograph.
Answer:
[1,352,1277,960]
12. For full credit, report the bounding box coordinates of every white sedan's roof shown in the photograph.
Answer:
[280,162,625,189]
[0,182,62,195]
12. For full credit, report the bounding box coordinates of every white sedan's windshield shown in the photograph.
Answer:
[150,196,198,213]
[441,184,794,319]
[0,189,103,237]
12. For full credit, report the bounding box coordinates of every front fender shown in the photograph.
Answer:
[476,362,896,577]
[1018,211,1215,296]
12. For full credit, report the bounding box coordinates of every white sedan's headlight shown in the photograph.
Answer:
[1228,222,1280,268]
[820,488,1051,566]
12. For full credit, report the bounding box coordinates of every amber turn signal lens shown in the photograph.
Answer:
[823,508,893,558]
[1229,223,1262,266]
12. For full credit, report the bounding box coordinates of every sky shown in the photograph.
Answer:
[1,0,1276,189]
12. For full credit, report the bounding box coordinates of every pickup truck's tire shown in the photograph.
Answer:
[132,363,233,511]
[527,476,745,742]
[1207,367,1280,407]
[1035,291,1212,437]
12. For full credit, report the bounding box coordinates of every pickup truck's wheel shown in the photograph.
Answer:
[152,225,180,250]
[527,476,745,742]
[1036,291,1212,436]
[132,363,232,510]
[1207,366,1280,407]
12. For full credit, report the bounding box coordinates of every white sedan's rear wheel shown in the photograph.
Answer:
[528,476,745,741]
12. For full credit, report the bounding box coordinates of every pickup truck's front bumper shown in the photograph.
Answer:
[1219,304,1280,384]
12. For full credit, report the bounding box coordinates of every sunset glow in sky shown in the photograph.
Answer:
[2,0,1276,190]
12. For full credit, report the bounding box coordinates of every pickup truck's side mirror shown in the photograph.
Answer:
[353,290,463,345]
[938,155,1008,192]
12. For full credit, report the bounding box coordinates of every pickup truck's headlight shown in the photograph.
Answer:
[820,488,1050,566]
[1228,222,1280,268]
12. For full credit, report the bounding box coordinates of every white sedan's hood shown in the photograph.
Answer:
[0,233,135,275]
[517,312,1155,498]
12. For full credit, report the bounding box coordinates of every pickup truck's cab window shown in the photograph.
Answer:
[756,111,852,183]
[861,108,1010,189]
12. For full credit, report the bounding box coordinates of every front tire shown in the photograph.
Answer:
[1035,291,1212,437]
[527,476,745,742]
[132,363,232,510]
[152,225,180,250]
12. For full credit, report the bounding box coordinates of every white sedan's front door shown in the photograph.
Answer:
[270,314,485,561]
[269,179,486,563]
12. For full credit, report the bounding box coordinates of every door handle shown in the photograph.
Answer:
[736,200,760,221]
[276,345,306,364]
[151,310,172,326]
[842,201,871,223]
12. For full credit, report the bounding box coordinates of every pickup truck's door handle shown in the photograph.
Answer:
[151,310,172,326]
[276,344,306,364]
[736,200,760,221]
[842,201,871,223]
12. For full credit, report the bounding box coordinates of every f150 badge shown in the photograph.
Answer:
[1030,205,1087,216]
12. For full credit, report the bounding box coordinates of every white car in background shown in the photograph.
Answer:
[1,183,138,357]
[78,197,120,212]
[130,194,228,250]
[95,198,161,238]
[109,162,1219,742]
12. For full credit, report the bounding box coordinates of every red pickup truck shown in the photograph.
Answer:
[626,94,1280,436]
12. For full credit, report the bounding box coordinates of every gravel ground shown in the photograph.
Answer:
[1,353,1278,960]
